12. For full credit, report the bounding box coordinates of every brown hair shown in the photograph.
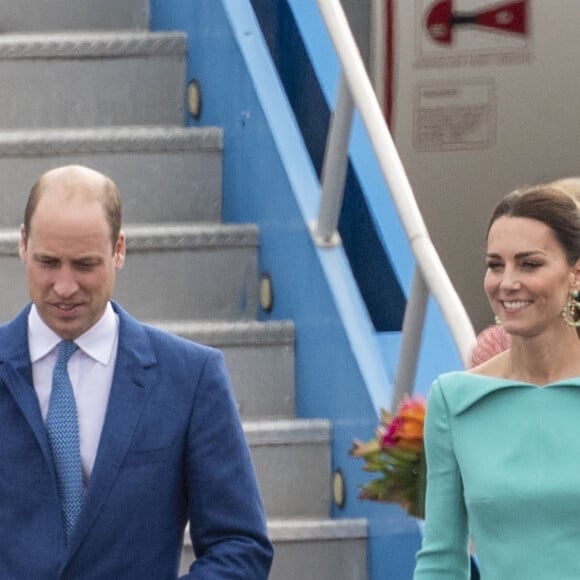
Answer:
[487,184,580,266]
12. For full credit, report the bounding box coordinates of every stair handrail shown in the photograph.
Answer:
[314,0,476,405]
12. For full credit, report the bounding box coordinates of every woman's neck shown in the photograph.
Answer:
[502,327,580,385]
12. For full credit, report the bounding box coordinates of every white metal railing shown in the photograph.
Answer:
[314,0,476,408]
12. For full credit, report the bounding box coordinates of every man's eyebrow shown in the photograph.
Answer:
[32,253,59,260]
[71,256,103,264]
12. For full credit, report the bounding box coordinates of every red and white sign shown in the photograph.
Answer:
[425,0,527,45]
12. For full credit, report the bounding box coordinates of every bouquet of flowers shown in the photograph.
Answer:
[349,396,427,518]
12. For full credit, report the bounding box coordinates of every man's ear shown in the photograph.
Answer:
[114,231,126,271]
[18,224,27,263]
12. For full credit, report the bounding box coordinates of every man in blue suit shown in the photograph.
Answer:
[4,164,273,578]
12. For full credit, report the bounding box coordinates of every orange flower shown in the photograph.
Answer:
[398,396,426,422]
[381,396,425,453]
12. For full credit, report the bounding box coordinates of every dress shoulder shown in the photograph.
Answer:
[432,371,524,416]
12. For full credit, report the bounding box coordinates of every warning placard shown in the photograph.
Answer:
[413,78,496,151]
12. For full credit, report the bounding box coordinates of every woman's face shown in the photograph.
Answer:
[484,216,580,338]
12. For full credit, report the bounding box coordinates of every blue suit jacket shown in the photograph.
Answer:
[0,303,273,579]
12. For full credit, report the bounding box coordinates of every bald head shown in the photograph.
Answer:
[23,165,122,248]
[18,164,126,339]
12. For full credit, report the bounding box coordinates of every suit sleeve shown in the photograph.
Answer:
[413,379,470,579]
[179,348,273,579]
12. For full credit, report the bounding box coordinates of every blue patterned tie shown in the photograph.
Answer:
[46,340,84,543]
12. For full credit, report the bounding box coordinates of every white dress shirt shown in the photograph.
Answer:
[28,302,119,484]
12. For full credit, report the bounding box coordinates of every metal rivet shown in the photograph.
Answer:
[259,273,274,313]
[187,79,202,119]
[333,468,346,509]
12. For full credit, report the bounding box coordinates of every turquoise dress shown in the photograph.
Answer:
[414,371,580,579]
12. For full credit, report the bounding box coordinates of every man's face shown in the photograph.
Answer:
[19,190,125,340]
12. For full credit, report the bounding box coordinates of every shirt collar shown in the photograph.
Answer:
[28,302,118,365]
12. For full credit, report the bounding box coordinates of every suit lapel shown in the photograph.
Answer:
[65,305,157,561]
[0,360,55,468]
[0,307,55,470]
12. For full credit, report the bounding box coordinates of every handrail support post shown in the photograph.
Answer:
[313,72,354,246]
[392,267,428,409]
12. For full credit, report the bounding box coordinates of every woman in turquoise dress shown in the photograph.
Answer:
[414,185,580,579]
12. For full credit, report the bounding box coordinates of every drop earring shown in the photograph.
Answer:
[561,290,580,327]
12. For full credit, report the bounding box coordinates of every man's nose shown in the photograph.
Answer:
[53,267,79,297]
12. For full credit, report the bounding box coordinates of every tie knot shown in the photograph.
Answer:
[57,340,78,364]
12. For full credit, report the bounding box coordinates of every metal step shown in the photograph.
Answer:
[245,419,331,519]
[0,0,149,32]
[150,320,296,419]
[180,518,368,580]
[0,223,259,322]
[0,31,186,128]
[0,126,223,228]
[267,518,368,580]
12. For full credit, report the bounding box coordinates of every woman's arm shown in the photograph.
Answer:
[413,379,470,579]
